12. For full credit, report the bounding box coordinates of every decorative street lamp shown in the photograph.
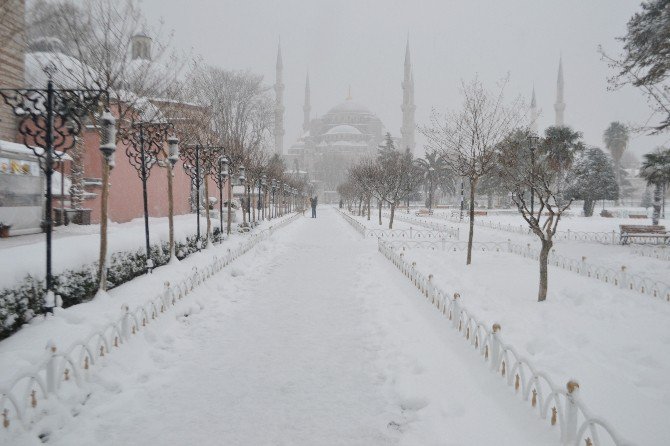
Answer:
[165,134,179,261]
[271,178,278,219]
[180,145,222,247]
[528,133,540,218]
[258,174,267,220]
[0,75,110,313]
[122,121,174,273]
[213,155,229,239]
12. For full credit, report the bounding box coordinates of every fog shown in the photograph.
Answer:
[140,0,667,158]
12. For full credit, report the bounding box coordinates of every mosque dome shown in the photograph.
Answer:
[327,99,371,115]
[325,124,361,135]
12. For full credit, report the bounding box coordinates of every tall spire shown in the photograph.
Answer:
[401,37,416,154]
[303,71,311,132]
[554,55,565,127]
[530,86,539,134]
[274,39,284,155]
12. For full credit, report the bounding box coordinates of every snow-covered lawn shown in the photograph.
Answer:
[392,244,670,445]
[3,209,557,445]
[0,211,245,286]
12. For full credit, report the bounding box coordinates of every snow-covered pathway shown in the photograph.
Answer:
[39,208,553,445]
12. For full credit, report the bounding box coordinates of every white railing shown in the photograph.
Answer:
[630,245,670,262]
[377,238,634,446]
[381,211,460,239]
[383,239,670,302]
[0,213,300,435]
[336,208,457,240]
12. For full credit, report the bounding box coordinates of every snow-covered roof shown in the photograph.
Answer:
[25,52,100,90]
[326,124,361,135]
[0,139,72,161]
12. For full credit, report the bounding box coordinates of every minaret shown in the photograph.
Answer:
[303,71,311,132]
[554,55,565,127]
[530,86,539,134]
[400,38,416,154]
[274,40,285,155]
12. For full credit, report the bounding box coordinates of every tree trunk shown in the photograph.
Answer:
[97,160,110,291]
[583,199,595,217]
[652,183,662,225]
[167,163,176,261]
[204,177,212,247]
[378,199,382,225]
[538,238,553,302]
[389,203,395,229]
[367,196,371,220]
[487,192,493,209]
[466,178,477,265]
[226,180,232,235]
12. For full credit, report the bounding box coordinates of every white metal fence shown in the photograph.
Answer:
[377,238,634,446]
[383,239,670,302]
[0,213,301,435]
[337,208,459,240]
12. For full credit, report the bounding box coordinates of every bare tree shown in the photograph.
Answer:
[498,129,573,302]
[422,77,523,264]
[186,66,273,233]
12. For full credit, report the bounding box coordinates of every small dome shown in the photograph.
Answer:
[326,124,361,135]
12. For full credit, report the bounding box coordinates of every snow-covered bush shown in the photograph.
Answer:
[0,231,225,340]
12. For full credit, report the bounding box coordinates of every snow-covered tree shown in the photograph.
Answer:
[565,147,619,216]
[600,0,670,133]
[421,77,523,265]
[603,122,629,201]
[498,129,573,302]
[640,148,670,225]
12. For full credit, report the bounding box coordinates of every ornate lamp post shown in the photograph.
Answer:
[179,144,213,247]
[122,121,174,273]
[213,155,229,239]
[257,174,266,221]
[528,133,539,218]
[271,179,277,219]
[0,76,110,312]
[238,165,247,226]
[164,135,180,261]
[427,166,435,212]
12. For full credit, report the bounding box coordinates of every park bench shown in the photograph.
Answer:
[416,209,433,216]
[619,225,669,245]
[473,210,488,216]
[600,210,613,218]
[629,214,647,219]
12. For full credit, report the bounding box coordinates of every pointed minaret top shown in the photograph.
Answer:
[404,37,411,67]
[276,39,283,70]
[556,55,564,102]
[531,85,537,108]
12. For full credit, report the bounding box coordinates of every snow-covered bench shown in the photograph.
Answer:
[619,225,670,245]
[415,209,433,216]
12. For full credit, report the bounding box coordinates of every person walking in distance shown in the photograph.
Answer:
[310,195,318,218]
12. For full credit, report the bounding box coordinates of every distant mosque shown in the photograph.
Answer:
[274,40,416,202]
[530,55,566,133]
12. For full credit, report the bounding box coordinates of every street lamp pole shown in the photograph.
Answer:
[0,77,110,312]
[123,121,174,271]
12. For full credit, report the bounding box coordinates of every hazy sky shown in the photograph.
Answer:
[140,0,668,158]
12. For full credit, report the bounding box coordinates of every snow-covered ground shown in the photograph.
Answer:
[0,211,243,286]
[344,207,670,445]
[3,208,559,445]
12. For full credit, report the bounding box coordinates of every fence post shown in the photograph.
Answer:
[612,230,616,244]
[441,238,446,251]
[451,293,460,329]
[563,380,580,445]
[581,256,587,276]
[45,341,58,394]
[120,304,132,339]
[490,324,501,371]
[409,226,413,239]
[620,265,627,290]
